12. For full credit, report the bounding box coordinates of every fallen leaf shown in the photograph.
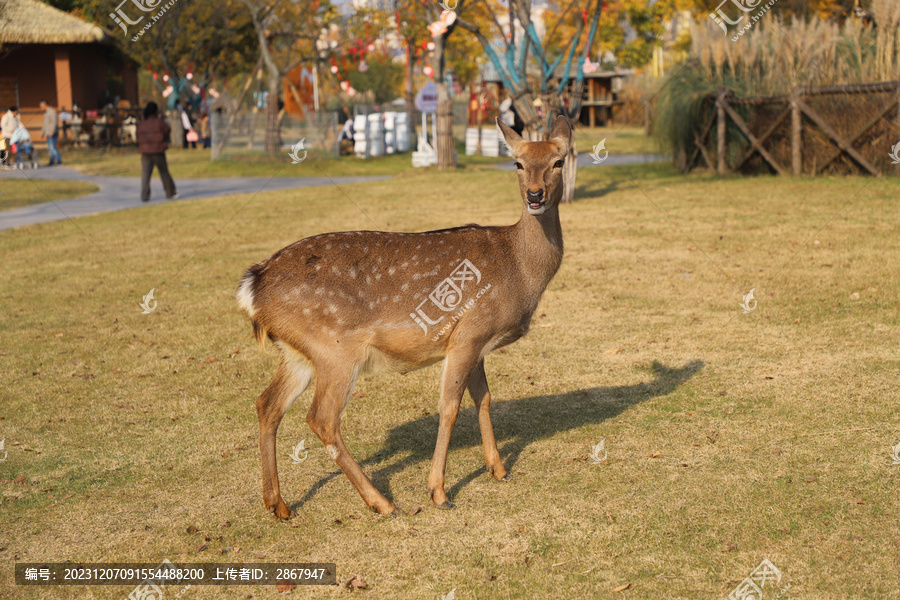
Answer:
[647,453,661,458]
[222,450,231,459]
[220,520,231,527]
[255,553,266,559]
[686,410,697,415]
[345,575,368,590]
[408,505,423,516]
[605,348,623,355]
[14,476,26,484]
[352,392,365,398]
[612,583,632,592]
[197,543,208,551]
[276,581,296,592]
[855,499,866,505]
[804,477,818,483]
[205,357,217,363]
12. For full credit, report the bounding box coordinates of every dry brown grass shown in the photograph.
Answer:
[1,162,899,599]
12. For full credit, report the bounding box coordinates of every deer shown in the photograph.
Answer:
[237,115,573,519]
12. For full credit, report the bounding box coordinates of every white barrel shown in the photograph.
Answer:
[367,113,384,157]
[383,111,396,154]
[394,112,410,152]
[353,114,368,157]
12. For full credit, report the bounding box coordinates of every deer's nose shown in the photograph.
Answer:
[526,189,544,203]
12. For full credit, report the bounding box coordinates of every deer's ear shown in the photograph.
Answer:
[497,117,525,155]
[548,115,572,153]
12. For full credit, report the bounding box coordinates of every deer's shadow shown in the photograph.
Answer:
[290,359,703,511]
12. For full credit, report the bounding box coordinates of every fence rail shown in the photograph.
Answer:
[687,82,900,177]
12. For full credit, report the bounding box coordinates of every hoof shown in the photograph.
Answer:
[269,500,292,520]
[370,504,399,516]
[436,499,455,510]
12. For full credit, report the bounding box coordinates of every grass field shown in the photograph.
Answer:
[1,158,898,599]
[0,180,99,212]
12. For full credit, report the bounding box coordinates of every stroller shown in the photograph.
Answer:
[11,140,39,169]
[9,125,38,169]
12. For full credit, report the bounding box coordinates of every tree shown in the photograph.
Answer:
[240,0,339,154]
[402,0,472,170]
[457,0,604,202]
[75,0,257,97]
[346,50,404,104]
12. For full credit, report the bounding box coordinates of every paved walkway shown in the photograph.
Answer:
[1,152,667,231]
[0,166,389,231]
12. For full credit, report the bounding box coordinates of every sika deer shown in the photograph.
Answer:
[237,115,572,518]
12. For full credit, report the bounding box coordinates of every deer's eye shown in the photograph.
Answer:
[514,162,524,170]
[553,160,564,168]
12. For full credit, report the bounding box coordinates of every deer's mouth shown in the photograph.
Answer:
[526,200,546,215]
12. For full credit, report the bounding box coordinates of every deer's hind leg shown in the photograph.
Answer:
[306,359,398,516]
[468,359,508,481]
[257,350,314,519]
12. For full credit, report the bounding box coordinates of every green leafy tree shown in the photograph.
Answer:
[347,51,404,104]
[72,0,257,89]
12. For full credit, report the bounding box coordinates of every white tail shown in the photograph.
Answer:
[238,115,573,518]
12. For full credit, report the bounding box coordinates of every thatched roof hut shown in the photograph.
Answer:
[0,0,137,132]
[0,0,109,44]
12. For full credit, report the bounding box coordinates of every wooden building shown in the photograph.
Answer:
[482,61,628,127]
[0,0,138,132]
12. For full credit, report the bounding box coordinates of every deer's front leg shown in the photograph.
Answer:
[468,359,508,481]
[428,348,480,509]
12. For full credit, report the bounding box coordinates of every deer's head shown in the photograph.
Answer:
[497,115,572,216]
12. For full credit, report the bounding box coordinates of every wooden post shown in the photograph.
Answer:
[588,80,595,128]
[717,89,727,175]
[791,86,802,176]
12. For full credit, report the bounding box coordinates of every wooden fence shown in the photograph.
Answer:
[686,82,900,177]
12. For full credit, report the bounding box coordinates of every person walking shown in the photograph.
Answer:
[1,106,21,165]
[180,104,197,149]
[137,102,177,202]
[39,100,62,166]
[1,106,20,140]
[199,111,210,149]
